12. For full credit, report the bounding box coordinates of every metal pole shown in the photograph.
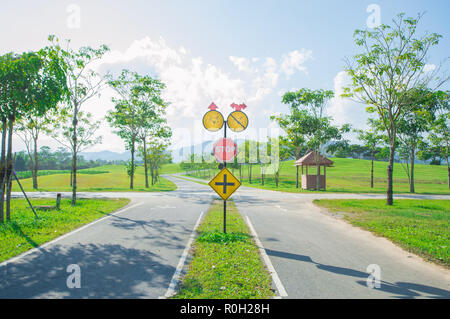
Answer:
[12,171,39,219]
[223,121,227,234]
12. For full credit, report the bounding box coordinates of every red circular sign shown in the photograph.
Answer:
[213,138,237,162]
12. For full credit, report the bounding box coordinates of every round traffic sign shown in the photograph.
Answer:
[203,110,224,132]
[227,111,248,132]
[213,138,237,162]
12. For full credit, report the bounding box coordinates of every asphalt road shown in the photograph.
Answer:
[1,176,214,298]
[2,175,450,298]
[180,174,450,299]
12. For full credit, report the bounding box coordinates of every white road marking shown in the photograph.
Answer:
[0,202,144,268]
[161,210,205,298]
[245,216,288,298]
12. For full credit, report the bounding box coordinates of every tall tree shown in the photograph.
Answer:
[107,70,147,189]
[271,109,307,188]
[59,37,109,205]
[0,39,67,220]
[281,88,350,190]
[355,119,383,188]
[16,110,58,189]
[343,13,447,205]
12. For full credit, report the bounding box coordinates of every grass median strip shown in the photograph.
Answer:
[173,199,274,299]
[0,198,130,263]
[313,199,450,268]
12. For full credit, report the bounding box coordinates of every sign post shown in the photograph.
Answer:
[203,102,248,233]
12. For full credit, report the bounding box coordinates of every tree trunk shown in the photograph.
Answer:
[143,140,149,188]
[261,169,264,186]
[71,104,78,206]
[32,135,38,189]
[410,147,415,193]
[130,139,135,190]
[0,117,7,223]
[296,165,299,188]
[387,143,395,206]
[248,164,252,184]
[446,139,449,189]
[5,115,14,221]
[370,149,374,188]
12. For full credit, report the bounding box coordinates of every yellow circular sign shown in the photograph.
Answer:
[203,110,224,132]
[227,111,248,132]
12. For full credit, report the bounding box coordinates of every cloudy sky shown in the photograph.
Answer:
[1,0,449,153]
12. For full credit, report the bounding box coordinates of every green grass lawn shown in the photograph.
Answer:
[313,199,450,267]
[0,198,130,263]
[13,165,177,192]
[184,157,450,195]
[174,200,274,299]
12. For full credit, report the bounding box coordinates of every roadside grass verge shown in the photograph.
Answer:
[313,199,450,268]
[173,200,274,299]
[0,198,130,263]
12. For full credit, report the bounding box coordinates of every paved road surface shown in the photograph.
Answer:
[179,175,450,299]
[2,175,449,298]
[1,176,214,298]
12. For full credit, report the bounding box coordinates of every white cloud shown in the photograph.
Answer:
[326,71,369,130]
[229,56,254,73]
[423,64,436,73]
[280,49,313,77]
[16,36,314,153]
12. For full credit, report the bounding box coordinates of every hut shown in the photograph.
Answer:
[294,151,334,190]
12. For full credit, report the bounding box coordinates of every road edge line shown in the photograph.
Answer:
[161,210,205,299]
[0,201,144,268]
[245,216,288,298]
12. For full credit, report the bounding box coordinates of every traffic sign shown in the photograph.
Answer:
[203,110,224,132]
[227,111,248,132]
[208,168,241,201]
[213,138,237,162]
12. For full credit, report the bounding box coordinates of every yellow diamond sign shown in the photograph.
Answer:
[208,168,241,201]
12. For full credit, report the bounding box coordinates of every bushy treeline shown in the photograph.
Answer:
[13,146,122,172]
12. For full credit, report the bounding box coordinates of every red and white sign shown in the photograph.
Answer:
[213,138,237,162]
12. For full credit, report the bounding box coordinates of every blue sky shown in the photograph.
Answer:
[1,0,449,152]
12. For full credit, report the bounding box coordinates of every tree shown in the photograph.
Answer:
[355,119,383,188]
[343,13,447,205]
[423,93,449,187]
[52,111,102,186]
[146,140,171,185]
[0,39,67,221]
[16,109,59,189]
[107,70,167,189]
[281,88,350,190]
[271,108,307,188]
[59,37,109,205]
[134,75,170,188]
[396,87,442,193]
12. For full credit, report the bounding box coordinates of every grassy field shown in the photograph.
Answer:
[313,199,450,267]
[184,157,450,194]
[12,165,177,192]
[0,198,130,263]
[174,200,274,299]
